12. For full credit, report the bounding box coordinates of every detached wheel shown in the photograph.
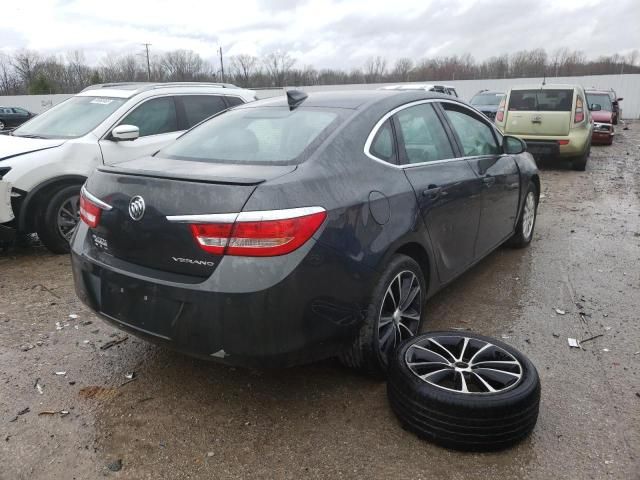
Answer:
[36,184,81,254]
[507,181,538,248]
[388,331,541,451]
[341,254,426,377]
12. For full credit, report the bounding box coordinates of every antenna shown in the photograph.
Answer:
[142,43,151,81]
[286,90,307,110]
[542,71,546,87]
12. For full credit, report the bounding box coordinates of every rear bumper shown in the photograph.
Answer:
[70,225,375,368]
[507,128,591,158]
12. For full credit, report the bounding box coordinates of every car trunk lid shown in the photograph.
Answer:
[84,157,296,278]
[505,89,574,136]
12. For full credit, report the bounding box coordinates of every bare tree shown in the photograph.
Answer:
[229,54,259,86]
[392,58,413,82]
[263,51,295,86]
[11,50,42,88]
[363,56,386,83]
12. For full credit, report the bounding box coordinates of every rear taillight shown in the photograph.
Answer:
[496,98,506,123]
[574,96,584,123]
[188,207,327,257]
[80,186,112,228]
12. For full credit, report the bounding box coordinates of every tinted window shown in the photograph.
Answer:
[225,96,245,108]
[394,103,454,164]
[508,89,573,111]
[13,108,29,115]
[120,97,178,137]
[369,120,395,163]
[443,105,499,156]
[159,107,341,165]
[181,95,227,128]
[13,96,126,139]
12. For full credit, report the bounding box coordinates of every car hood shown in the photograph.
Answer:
[0,134,65,162]
[475,105,499,113]
[592,110,613,123]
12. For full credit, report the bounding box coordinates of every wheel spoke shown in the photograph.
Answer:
[468,343,491,364]
[428,338,457,362]
[411,345,451,364]
[458,371,469,393]
[472,372,496,393]
[458,337,470,361]
[399,285,420,311]
[474,367,521,379]
[398,321,414,339]
[407,360,449,368]
[471,360,519,367]
[385,285,397,310]
[378,315,393,329]
[419,368,450,380]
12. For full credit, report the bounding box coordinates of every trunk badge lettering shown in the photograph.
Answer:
[171,257,215,267]
[129,196,146,221]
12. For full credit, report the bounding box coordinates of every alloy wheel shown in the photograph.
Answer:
[378,270,422,363]
[405,335,523,394]
[522,191,536,239]
[56,194,80,242]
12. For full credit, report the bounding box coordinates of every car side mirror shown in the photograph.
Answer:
[589,104,601,111]
[111,124,139,141]
[503,135,526,155]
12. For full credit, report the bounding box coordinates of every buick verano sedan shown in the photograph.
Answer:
[72,90,539,375]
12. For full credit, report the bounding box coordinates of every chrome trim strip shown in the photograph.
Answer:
[166,206,326,224]
[363,98,499,169]
[81,185,113,211]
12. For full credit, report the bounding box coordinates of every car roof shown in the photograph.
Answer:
[585,89,611,94]
[510,84,580,91]
[236,90,456,110]
[381,84,456,91]
[77,82,248,99]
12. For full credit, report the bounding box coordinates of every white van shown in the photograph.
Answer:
[0,82,256,252]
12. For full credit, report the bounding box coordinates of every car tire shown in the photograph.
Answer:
[507,181,538,249]
[0,121,5,130]
[387,331,541,451]
[571,144,590,171]
[36,184,82,254]
[340,254,427,377]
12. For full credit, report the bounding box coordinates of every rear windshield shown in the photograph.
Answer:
[470,93,504,106]
[508,89,573,112]
[159,107,341,165]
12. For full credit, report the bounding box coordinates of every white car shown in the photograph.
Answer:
[0,82,256,252]
[380,84,459,97]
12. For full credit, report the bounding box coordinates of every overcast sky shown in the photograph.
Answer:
[1,0,639,69]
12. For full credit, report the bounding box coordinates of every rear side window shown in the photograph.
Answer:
[443,105,499,157]
[508,89,573,111]
[181,95,227,128]
[394,103,454,164]
[158,107,341,165]
[119,97,178,137]
[225,96,245,108]
[369,120,395,163]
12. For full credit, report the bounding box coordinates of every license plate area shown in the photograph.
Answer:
[100,272,182,340]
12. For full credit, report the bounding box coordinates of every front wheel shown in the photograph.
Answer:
[0,121,5,130]
[340,254,427,377]
[36,185,81,254]
[507,181,538,248]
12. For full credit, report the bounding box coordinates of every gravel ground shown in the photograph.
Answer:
[1,123,639,479]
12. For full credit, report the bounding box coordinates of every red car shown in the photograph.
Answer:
[586,89,615,145]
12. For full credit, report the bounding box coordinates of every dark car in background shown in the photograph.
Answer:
[469,90,504,121]
[71,90,540,375]
[0,106,35,131]
[586,89,615,145]
[607,89,623,125]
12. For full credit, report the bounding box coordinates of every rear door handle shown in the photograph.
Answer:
[483,177,496,187]
[422,185,445,200]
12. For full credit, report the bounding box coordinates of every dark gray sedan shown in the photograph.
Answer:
[71,90,539,375]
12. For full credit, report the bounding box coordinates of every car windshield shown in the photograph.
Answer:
[586,93,613,111]
[470,93,504,106]
[508,89,573,111]
[13,96,126,139]
[158,107,342,165]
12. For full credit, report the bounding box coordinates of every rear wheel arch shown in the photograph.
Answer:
[394,242,432,292]
[530,174,540,201]
[18,175,87,232]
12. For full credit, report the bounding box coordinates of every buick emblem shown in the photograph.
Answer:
[128,195,146,221]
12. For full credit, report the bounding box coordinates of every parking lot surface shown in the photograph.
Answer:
[1,123,639,479]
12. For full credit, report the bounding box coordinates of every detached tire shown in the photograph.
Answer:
[36,184,81,254]
[388,331,540,451]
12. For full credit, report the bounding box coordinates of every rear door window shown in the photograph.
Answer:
[393,103,454,164]
[180,95,227,128]
[442,104,499,157]
[119,97,178,137]
[508,89,573,111]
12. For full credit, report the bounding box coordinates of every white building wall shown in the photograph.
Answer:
[2,74,639,118]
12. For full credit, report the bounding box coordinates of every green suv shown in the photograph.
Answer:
[495,84,593,170]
